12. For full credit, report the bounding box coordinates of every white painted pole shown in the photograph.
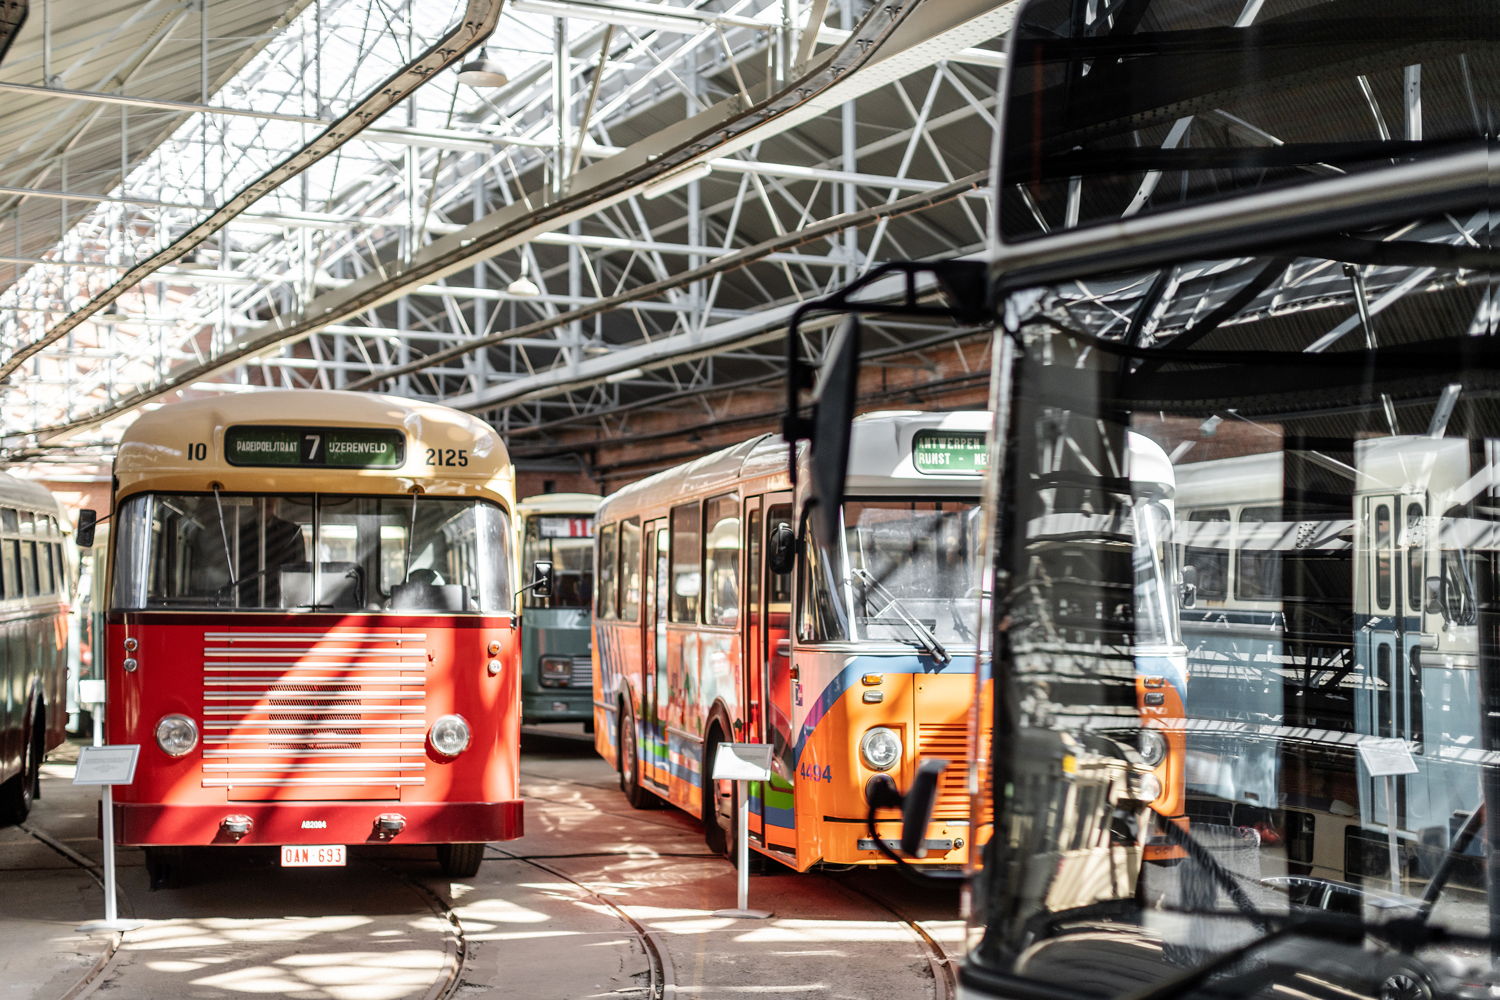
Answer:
[737,781,750,911]
[1386,774,1401,893]
[102,785,118,923]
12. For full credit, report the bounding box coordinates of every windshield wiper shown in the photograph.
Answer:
[852,568,951,664]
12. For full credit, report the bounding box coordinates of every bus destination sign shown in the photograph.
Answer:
[224,426,405,469]
[912,430,987,475]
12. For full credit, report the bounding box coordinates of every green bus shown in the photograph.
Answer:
[517,494,601,729]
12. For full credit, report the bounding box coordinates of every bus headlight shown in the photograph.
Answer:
[1137,728,1168,767]
[539,656,572,687]
[429,715,472,757]
[154,714,199,757]
[860,727,902,771]
[1133,772,1163,803]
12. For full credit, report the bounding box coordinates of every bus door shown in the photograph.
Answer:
[1359,493,1425,831]
[763,498,796,804]
[641,519,670,792]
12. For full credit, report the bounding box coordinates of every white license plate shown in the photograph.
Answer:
[280,844,346,867]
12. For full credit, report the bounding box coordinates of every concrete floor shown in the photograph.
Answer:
[1,730,963,1000]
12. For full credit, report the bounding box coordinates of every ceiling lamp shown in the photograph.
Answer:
[457,50,508,88]
[506,275,540,298]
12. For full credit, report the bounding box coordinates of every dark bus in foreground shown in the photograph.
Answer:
[791,2,1500,998]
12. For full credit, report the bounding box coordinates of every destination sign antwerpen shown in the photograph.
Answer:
[224,425,406,469]
[911,429,988,475]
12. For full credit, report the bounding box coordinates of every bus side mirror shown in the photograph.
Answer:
[1422,578,1446,617]
[768,523,796,575]
[900,758,949,858]
[76,509,98,549]
[530,560,554,600]
[1180,564,1198,609]
[808,317,861,550]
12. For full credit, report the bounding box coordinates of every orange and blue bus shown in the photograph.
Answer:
[95,389,522,882]
[515,494,601,728]
[592,410,987,869]
[0,472,72,824]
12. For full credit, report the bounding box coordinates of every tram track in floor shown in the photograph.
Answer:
[17,820,129,1000]
[485,844,676,1000]
[524,764,958,1000]
[360,858,471,1000]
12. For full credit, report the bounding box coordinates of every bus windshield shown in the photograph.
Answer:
[521,515,594,609]
[110,492,512,614]
[804,500,983,647]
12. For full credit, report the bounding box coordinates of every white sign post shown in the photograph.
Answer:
[711,742,773,920]
[74,744,143,933]
[1357,737,1419,894]
[77,679,105,748]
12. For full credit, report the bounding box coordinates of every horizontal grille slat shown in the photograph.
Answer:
[200,631,427,792]
[918,722,970,818]
[571,655,592,687]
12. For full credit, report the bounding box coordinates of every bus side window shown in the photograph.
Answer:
[669,504,701,622]
[619,518,641,620]
[598,523,619,619]
[766,506,792,604]
[0,508,12,599]
[1236,506,1282,601]
[704,494,739,626]
[1184,509,1231,600]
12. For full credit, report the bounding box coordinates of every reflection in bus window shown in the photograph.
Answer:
[597,523,618,618]
[111,492,510,613]
[1184,509,1229,599]
[619,518,641,619]
[669,504,701,622]
[522,515,595,609]
[1236,506,1282,600]
[1374,503,1393,609]
[704,494,739,626]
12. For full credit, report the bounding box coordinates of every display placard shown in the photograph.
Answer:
[73,745,140,786]
[1357,737,1419,777]
[225,425,405,469]
[912,430,988,475]
[712,742,773,782]
[538,516,593,539]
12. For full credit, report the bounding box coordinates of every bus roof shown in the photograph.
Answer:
[598,410,990,523]
[114,389,513,503]
[516,493,603,516]
[0,471,62,514]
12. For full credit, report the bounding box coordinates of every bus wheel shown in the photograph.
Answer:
[619,703,655,810]
[0,711,39,825]
[703,731,734,859]
[436,843,484,878]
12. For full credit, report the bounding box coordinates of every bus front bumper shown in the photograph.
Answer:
[111,799,524,847]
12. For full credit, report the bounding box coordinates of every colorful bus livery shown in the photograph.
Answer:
[592,410,988,870]
[100,390,522,881]
[516,493,601,726]
[0,473,72,825]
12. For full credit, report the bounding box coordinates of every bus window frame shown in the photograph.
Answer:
[668,502,702,624]
[618,517,642,621]
[702,492,741,630]
[597,521,619,619]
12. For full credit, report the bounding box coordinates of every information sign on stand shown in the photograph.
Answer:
[711,743,774,920]
[74,745,143,933]
[1358,736,1419,893]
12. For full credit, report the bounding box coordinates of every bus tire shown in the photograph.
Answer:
[0,704,41,825]
[703,728,734,860]
[619,702,655,810]
[436,842,484,878]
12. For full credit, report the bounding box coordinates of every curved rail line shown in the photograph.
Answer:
[521,763,958,1000]
[17,820,126,1000]
[487,844,676,1000]
[360,858,470,1000]
[822,873,958,1000]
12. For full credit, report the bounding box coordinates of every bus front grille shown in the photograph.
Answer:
[570,655,592,688]
[200,631,428,793]
[917,722,970,818]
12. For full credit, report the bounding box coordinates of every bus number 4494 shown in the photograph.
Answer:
[798,762,831,783]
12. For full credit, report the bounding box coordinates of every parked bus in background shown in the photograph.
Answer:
[787,0,1500,997]
[94,389,521,883]
[515,493,600,730]
[0,472,73,824]
[593,410,987,870]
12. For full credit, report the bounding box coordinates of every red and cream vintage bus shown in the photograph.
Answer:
[95,390,521,882]
[592,410,988,870]
[0,472,72,825]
